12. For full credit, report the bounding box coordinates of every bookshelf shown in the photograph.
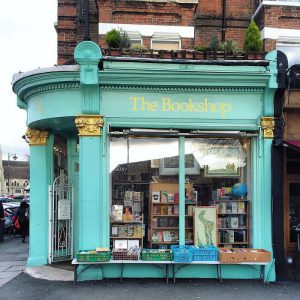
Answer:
[149,182,197,248]
[217,199,250,247]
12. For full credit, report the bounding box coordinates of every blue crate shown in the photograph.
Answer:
[192,245,219,261]
[171,245,193,262]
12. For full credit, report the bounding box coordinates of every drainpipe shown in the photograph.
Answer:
[84,0,90,41]
[222,0,226,42]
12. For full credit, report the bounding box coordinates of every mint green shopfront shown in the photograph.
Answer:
[12,41,278,282]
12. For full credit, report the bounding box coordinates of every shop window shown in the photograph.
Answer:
[151,33,181,50]
[110,134,251,251]
[54,135,68,178]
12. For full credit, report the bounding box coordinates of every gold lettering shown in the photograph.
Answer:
[162,98,171,111]
[130,97,140,111]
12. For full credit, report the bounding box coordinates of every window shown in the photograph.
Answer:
[125,31,143,47]
[151,33,181,50]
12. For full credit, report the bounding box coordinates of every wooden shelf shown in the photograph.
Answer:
[110,237,142,239]
[111,221,143,224]
[218,213,247,215]
[153,215,179,217]
[219,242,248,245]
[153,227,179,230]
[152,241,178,244]
[219,227,248,230]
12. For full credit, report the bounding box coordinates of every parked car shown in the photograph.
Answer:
[0,197,13,203]
[3,202,20,234]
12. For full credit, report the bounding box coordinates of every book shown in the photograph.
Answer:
[238,202,245,214]
[163,231,171,242]
[114,239,128,249]
[123,206,133,222]
[187,205,194,216]
[111,205,123,222]
[153,205,160,215]
[161,191,168,203]
[153,218,158,228]
[157,231,163,242]
[160,206,168,215]
[133,192,141,201]
[167,194,174,203]
[118,225,128,237]
[158,217,168,227]
[168,217,177,227]
[219,202,226,214]
[128,239,140,249]
[111,225,118,237]
[173,205,179,215]
[226,230,235,243]
[152,232,158,243]
[167,206,173,215]
[124,191,133,201]
[231,217,239,228]
[133,225,142,238]
[231,202,238,214]
[174,193,179,204]
[152,191,160,203]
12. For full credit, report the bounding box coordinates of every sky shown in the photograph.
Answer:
[0,1,57,161]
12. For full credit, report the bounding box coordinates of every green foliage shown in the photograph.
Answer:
[194,45,209,51]
[210,36,219,51]
[119,31,131,49]
[219,40,240,55]
[105,29,121,48]
[243,20,263,52]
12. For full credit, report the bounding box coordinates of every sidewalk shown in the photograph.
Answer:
[0,234,28,287]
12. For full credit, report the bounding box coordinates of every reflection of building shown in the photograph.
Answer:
[2,160,30,196]
[12,38,279,281]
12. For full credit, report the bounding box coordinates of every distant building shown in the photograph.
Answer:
[2,160,29,196]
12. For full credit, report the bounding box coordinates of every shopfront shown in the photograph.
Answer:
[12,41,278,281]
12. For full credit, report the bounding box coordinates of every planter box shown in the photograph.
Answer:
[219,248,271,264]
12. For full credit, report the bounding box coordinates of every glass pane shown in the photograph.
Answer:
[110,137,179,249]
[185,138,250,247]
[289,182,300,243]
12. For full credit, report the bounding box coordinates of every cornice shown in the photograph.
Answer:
[23,83,80,101]
[100,85,264,93]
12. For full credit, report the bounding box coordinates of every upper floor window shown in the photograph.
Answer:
[151,33,181,50]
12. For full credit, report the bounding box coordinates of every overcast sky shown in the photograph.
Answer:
[0,1,57,161]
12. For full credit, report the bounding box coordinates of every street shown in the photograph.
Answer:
[1,236,300,300]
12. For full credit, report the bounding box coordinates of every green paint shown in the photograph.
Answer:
[27,134,53,266]
[179,137,185,246]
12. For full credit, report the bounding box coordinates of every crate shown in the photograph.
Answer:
[219,248,271,264]
[171,245,193,262]
[141,249,172,261]
[192,246,219,261]
[112,249,140,261]
[77,250,111,262]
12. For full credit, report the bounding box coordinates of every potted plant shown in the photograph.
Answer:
[243,20,263,59]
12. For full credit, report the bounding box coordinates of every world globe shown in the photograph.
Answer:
[232,183,247,197]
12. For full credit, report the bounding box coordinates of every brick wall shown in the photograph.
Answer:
[57,0,99,65]
[195,0,255,50]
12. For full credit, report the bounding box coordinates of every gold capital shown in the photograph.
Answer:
[260,116,275,139]
[75,115,104,136]
[25,128,49,146]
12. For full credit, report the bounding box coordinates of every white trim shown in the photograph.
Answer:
[252,1,300,19]
[261,27,300,42]
[99,23,194,38]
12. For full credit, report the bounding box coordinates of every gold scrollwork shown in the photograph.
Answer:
[75,115,104,136]
[25,128,49,146]
[260,117,275,139]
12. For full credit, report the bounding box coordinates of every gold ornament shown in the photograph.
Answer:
[260,117,275,139]
[75,115,104,136]
[25,128,49,146]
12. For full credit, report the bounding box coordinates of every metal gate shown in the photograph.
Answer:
[49,175,74,263]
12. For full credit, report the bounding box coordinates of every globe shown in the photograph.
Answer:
[232,183,247,197]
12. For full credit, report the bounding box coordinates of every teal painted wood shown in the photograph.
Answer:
[179,136,185,246]
[67,137,79,255]
[27,134,53,266]
[78,136,102,250]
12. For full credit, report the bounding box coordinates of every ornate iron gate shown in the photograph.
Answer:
[49,175,74,263]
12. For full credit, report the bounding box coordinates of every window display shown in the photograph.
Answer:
[110,135,251,251]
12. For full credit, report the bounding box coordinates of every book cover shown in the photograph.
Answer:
[124,200,133,207]
[118,225,128,237]
[111,225,118,237]
[127,225,134,237]
[163,231,171,242]
[152,232,158,243]
[167,194,174,203]
[153,205,160,215]
[238,202,245,214]
[157,231,163,242]
[231,217,239,228]
[153,218,158,228]
[170,231,178,242]
[124,191,133,201]
[161,191,168,203]
[160,206,168,215]
[114,239,128,249]
[111,205,123,222]
[187,205,194,216]
[152,191,160,203]
[133,225,142,238]
[231,202,238,214]
[167,206,173,215]
[168,217,177,227]
[122,206,133,222]
[226,230,235,243]
[132,202,141,214]
[174,193,179,204]
[173,205,179,215]
[218,202,226,214]
[133,192,141,201]
[158,217,168,227]
[128,239,140,249]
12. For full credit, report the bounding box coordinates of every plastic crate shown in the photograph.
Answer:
[141,249,172,261]
[171,245,193,262]
[112,249,140,261]
[77,250,111,262]
[192,246,219,261]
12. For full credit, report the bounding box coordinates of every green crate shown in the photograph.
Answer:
[77,250,111,262]
[141,249,172,261]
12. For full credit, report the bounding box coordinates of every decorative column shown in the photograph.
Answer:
[74,41,107,250]
[25,128,52,266]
